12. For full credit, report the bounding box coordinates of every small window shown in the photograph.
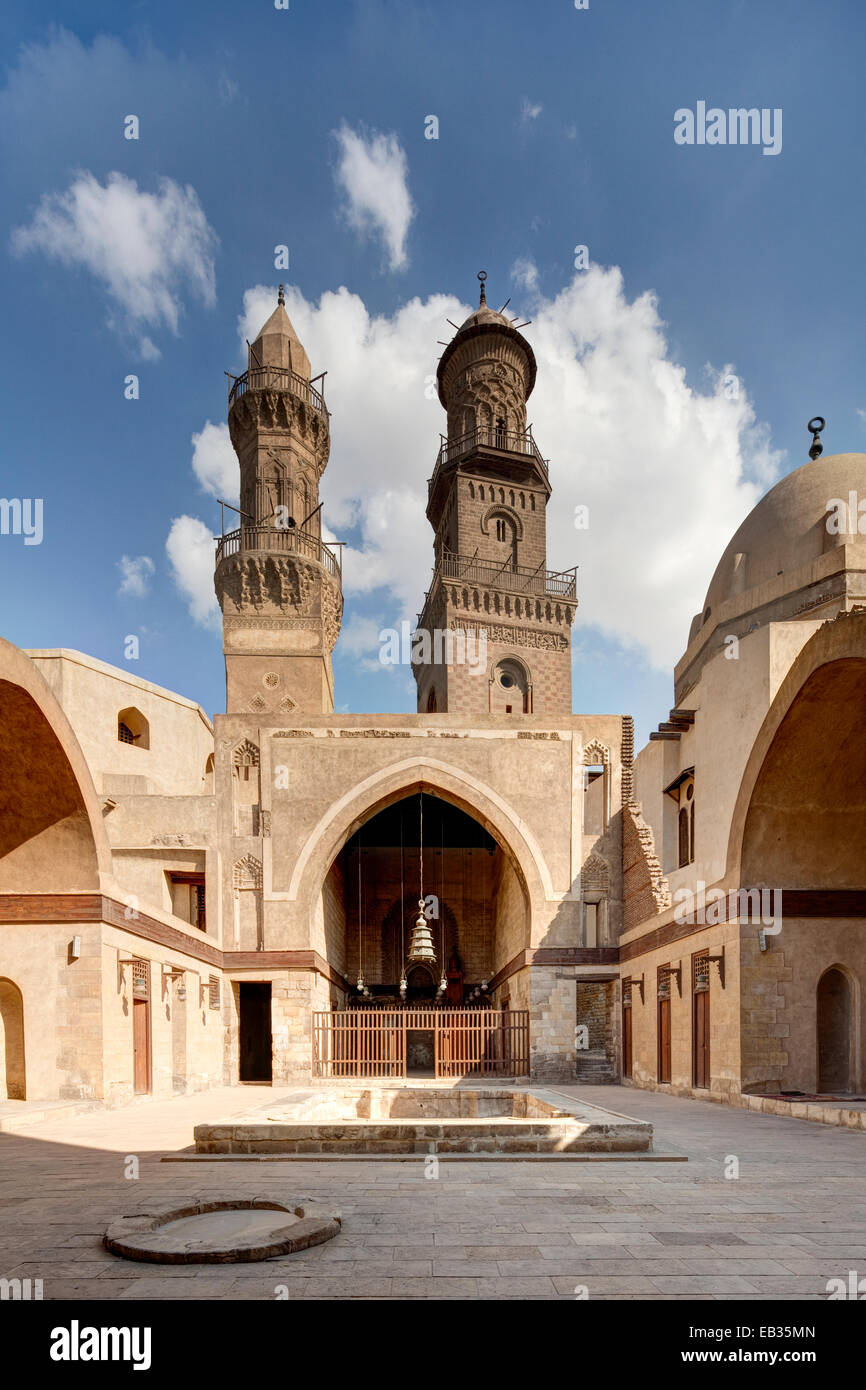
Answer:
[169,873,206,931]
[678,808,691,868]
[118,707,149,749]
[208,975,221,1011]
[584,901,598,947]
[496,518,506,542]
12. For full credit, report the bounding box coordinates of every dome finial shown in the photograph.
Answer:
[808,416,825,460]
[277,283,285,307]
[477,270,487,306]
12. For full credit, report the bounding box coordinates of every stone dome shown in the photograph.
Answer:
[698,451,866,630]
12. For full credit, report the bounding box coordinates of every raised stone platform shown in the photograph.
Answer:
[193,1085,653,1155]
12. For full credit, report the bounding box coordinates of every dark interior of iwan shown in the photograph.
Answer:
[327,792,527,1005]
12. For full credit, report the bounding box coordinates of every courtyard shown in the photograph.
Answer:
[1,1083,864,1301]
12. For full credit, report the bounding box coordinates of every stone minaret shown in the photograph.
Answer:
[215,288,342,715]
[414,274,576,715]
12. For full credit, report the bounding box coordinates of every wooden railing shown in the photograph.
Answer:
[437,552,577,600]
[215,524,341,578]
[228,365,328,417]
[312,1008,530,1079]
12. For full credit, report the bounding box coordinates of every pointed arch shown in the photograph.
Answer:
[285,756,555,915]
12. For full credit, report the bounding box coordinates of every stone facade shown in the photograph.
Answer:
[2,285,865,1113]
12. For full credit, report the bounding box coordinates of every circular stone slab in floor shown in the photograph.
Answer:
[104,1198,341,1264]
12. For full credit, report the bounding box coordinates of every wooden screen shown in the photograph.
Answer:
[313,1008,530,1079]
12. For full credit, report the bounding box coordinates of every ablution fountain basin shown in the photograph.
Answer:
[193,1085,653,1155]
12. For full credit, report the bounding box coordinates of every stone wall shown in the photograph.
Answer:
[623,802,671,932]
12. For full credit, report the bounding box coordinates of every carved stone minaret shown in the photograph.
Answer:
[215,288,342,715]
[414,274,576,715]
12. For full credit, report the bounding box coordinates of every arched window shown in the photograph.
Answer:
[203,753,215,793]
[118,707,149,749]
[495,518,506,542]
[491,658,530,714]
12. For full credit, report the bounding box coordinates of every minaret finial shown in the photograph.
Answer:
[278,283,285,306]
[477,270,487,306]
[808,416,825,460]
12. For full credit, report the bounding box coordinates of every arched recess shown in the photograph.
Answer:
[322,790,527,1001]
[480,504,524,542]
[0,978,25,1100]
[726,615,866,884]
[0,637,111,892]
[490,655,532,714]
[817,965,855,1092]
[291,757,552,910]
[293,761,552,998]
[118,707,149,749]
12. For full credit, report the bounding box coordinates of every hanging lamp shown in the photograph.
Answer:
[407,791,437,964]
[399,811,408,997]
[356,836,366,995]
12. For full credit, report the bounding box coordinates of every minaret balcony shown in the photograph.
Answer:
[228,365,328,422]
[427,425,548,503]
[435,551,576,600]
[215,524,342,581]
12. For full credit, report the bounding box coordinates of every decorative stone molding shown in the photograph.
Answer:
[233,855,263,890]
[581,852,611,893]
[621,715,635,806]
[583,738,610,766]
[233,739,260,767]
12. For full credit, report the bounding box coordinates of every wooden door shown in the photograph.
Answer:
[133,997,150,1094]
[658,997,671,1083]
[693,988,710,1089]
[622,1001,633,1078]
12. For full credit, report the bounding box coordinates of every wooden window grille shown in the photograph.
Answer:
[132,958,149,999]
[118,722,136,745]
[658,966,671,1000]
[693,951,710,992]
[622,977,633,1008]
[195,883,206,931]
[208,975,220,1011]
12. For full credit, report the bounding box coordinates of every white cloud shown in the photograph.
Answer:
[117,554,154,597]
[339,614,391,674]
[191,421,238,504]
[521,99,542,123]
[11,171,218,356]
[198,268,780,669]
[333,124,414,271]
[165,516,220,629]
[511,257,540,293]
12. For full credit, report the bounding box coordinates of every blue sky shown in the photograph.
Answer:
[1,0,864,746]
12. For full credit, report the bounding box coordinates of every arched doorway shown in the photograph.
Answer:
[0,979,25,1100]
[817,967,852,1093]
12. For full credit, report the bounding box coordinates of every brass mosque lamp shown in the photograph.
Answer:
[407,791,437,966]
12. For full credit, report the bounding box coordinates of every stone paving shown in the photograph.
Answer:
[1,1082,865,1300]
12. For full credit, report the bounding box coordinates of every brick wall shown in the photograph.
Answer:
[623,802,671,931]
